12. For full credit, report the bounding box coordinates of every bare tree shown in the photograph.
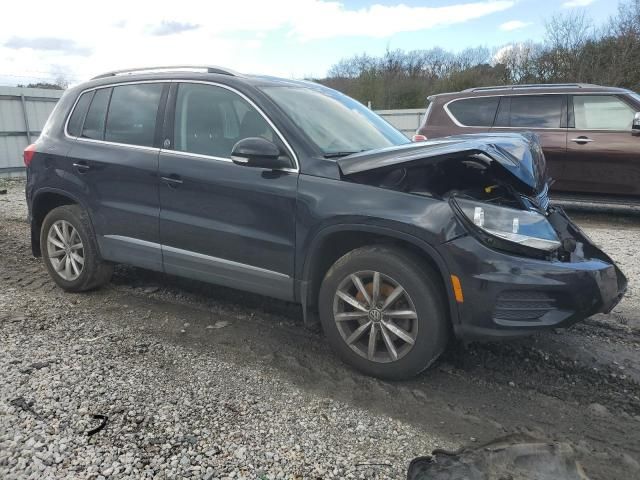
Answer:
[318,0,640,108]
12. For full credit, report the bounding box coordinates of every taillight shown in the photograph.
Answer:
[412,134,427,142]
[23,144,37,167]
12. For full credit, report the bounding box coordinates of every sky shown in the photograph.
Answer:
[0,0,620,86]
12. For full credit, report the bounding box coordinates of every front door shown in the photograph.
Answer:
[564,94,640,196]
[158,82,298,300]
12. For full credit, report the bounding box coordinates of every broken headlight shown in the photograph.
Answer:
[452,197,561,253]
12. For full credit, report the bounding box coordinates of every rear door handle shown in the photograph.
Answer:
[72,161,90,173]
[160,174,183,188]
[570,136,594,144]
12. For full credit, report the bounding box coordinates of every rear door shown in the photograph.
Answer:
[565,94,640,196]
[66,82,167,270]
[491,94,567,187]
[157,82,298,300]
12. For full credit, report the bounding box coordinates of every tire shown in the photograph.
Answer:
[318,245,449,380]
[40,205,113,292]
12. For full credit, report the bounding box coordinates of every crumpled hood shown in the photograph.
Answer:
[337,132,547,196]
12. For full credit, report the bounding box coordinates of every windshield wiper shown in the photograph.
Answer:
[323,151,362,158]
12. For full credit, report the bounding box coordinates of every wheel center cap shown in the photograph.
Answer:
[368,309,382,323]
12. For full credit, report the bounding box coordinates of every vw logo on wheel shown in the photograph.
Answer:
[368,309,382,322]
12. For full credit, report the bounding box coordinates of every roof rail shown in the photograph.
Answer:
[464,83,598,92]
[91,65,239,80]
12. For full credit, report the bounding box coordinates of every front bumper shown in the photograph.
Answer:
[440,220,627,340]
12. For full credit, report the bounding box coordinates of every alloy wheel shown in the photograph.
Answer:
[332,270,418,363]
[46,220,85,281]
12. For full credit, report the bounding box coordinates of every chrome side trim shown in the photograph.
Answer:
[162,244,290,279]
[162,149,233,164]
[75,137,161,153]
[103,234,290,279]
[64,79,300,173]
[104,235,162,249]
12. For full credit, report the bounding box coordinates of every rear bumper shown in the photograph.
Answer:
[440,234,626,340]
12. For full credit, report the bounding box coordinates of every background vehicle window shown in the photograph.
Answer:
[508,95,564,128]
[174,83,277,159]
[67,91,93,137]
[82,88,111,140]
[573,95,634,130]
[105,84,164,147]
[448,97,499,126]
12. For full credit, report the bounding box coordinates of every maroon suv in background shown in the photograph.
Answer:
[417,84,640,198]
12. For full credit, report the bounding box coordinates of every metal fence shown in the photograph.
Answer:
[0,86,63,177]
[0,87,424,177]
[375,108,425,138]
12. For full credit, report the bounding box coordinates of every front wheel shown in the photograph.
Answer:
[40,205,113,292]
[318,246,449,379]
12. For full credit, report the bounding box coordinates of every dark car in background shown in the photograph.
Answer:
[24,67,626,379]
[417,83,640,198]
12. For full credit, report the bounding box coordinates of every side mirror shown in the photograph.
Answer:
[231,137,290,170]
[633,112,640,131]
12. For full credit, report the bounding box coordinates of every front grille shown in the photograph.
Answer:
[493,291,556,322]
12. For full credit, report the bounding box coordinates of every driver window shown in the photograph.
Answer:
[573,95,634,130]
[174,83,277,158]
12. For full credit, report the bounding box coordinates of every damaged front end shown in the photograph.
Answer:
[338,133,627,336]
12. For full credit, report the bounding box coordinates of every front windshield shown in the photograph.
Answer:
[261,85,409,156]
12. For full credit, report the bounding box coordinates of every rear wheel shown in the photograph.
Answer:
[40,205,112,292]
[318,246,449,379]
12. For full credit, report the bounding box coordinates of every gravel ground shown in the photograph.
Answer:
[1,178,639,479]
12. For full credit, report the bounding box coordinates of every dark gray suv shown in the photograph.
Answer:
[24,66,626,379]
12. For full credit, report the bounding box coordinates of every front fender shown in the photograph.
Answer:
[298,223,460,327]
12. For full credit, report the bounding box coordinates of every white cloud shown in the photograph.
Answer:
[562,0,595,7]
[499,20,532,31]
[0,0,516,84]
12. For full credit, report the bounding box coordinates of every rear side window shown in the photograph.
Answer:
[67,91,93,137]
[82,88,111,140]
[447,97,499,126]
[504,95,564,128]
[573,95,634,130]
[105,83,164,147]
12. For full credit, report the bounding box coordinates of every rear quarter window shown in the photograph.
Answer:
[66,91,94,137]
[447,97,499,127]
[82,88,111,140]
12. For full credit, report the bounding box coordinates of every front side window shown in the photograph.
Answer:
[447,97,499,127]
[105,83,164,147]
[82,88,111,140]
[260,86,409,156]
[174,83,277,159]
[573,95,635,130]
[507,95,564,128]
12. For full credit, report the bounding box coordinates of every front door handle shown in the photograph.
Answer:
[72,161,91,173]
[570,136,594,144]
[160,174,183,188]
